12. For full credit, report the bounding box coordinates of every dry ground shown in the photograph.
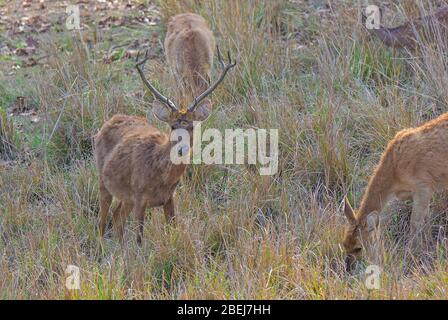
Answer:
[1,0,448,299]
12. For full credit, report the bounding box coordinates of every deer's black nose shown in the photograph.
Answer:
[345,255,356,273]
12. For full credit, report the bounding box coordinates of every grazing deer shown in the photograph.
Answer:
[164,13,216,104]
[343,112,448,271]
[95,15,235,244]
[364,6,448,49]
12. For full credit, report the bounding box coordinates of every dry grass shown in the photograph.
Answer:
[0,0,448,299]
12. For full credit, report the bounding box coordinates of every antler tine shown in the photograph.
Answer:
[188,46,236,112]
[135,50,178,112]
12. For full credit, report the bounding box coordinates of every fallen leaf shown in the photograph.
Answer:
[9,96,28,114]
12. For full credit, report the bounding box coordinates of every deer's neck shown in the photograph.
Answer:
[357,152,395,221]
[156,138,188,185]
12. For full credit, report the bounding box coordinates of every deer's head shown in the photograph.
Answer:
[342,197,379,272]
[135,47,236,132]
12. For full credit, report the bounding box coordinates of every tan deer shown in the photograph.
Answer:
[95,14,235,244]
[364,6,448,49]
[343,112,448,271]
[164,13,216,104]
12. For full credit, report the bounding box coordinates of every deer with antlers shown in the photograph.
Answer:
[94,13,235,244]
[342,112,448,271]
[364,6,448,49]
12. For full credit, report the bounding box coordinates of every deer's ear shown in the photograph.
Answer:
[344,197,356,225]
[366,211,379,232]
[192,98,212,121]
[152,100,171,123]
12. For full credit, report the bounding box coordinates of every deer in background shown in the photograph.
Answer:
[343,112,448,271]
[165,13,216,105]
[364,6,448,49]
[95,13,236,244]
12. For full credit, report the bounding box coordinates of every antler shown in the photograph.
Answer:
[188,46,236,112]
[135,50,178,112]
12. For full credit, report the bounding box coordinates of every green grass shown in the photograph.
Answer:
[0,0,448,299]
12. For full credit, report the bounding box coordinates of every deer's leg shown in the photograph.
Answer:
[99,183,112,237]
[113,202,132,241]
[163,196,176,224]
[410,186,432,247]
[111,202,122,224]
[134,199,147,246]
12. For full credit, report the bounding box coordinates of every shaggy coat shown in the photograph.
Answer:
[95,13,220,244]
[343,112,448,269]
[165,13,215,101]
[95,115,188,243]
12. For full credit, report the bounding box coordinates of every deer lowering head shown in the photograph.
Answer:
[342,112,448,272]
[95,46,235,245]
[164,13,217,102]
[342,197,380,272]
[135,47,235,134]
[363,6,448,49]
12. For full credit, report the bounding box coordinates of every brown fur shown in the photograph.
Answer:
[343,112,448,269]
[95,115,180,243]
[95,13,219,244]
[366,7,448,49]
[165,13,215,102]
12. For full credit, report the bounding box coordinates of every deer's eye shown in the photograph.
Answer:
[352,247,362,254]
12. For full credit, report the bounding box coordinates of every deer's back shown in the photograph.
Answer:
[164,13,215,93]
[95,115,153,168]
[387,113,448,187]
[94,115,170,200]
